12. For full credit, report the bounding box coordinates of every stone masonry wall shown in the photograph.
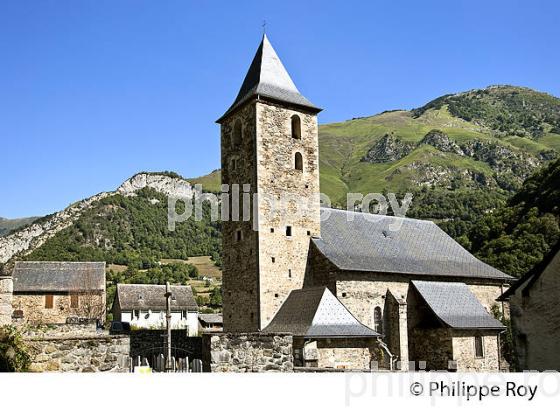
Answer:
[221,103,260,332]
[0,276,13,326]
[25,334,129,372]
[508,250,560,371]
[255,101,321,329]
[451,330,500,372]
[12,293,105,324]
[202,332,293,372]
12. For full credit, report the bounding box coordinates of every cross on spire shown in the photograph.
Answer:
[262,20,266,35]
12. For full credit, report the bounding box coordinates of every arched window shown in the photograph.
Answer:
[373,306,383,334]
[294,152,303,171]
[232,119,242,147]
[291,115,301,139]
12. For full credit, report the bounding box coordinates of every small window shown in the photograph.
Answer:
[294,152,303,171]
[374,306,383,334]
[341,292,347,298]
[70,294,79,308]
[45,294,54,309]
[230,157,237,170]
[475,335,484,358]
[270,228,274,233]
[235,229,243,242]
[288,269,292,278]
[232,119,242,147]
[291,115,301,139]
[307,230,311,236]
[271,257,275,263]
[274,293,279,298]
[286,226,292,237]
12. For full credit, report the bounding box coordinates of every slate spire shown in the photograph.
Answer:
[218,34,320,122]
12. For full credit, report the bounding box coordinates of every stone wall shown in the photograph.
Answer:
[22,322,99,337]
[409,328,454,371]
[202,332,293,372]
[451,330,500,372]
[294,337,381,370]
[24,334,129,372]
[509,250,560,371]
[383,289,409,370]
[0,276,13,326]
[129,329,202,360]
[12,293,105,325]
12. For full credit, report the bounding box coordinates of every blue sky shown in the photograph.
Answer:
[1,0,559,218]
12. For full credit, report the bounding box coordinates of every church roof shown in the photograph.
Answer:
[115,284,198,311]
[313,208,512,281]
[263,286,380,338]
[217,34,320,122]
[411,280,505,329]
[12,261,105,292]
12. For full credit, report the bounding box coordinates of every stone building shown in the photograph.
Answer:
[218,35,513,371]
[497,242,560,371]
[112,283,198,336]
[11,261,106,325]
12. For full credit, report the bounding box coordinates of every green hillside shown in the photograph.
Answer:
[467,158,560,277]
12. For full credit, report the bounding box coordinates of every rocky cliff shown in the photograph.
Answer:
[0,173,193,266]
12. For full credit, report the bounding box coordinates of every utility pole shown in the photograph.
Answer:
[165,281,173,372]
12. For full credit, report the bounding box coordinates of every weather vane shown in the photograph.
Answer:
[262,20,266,35]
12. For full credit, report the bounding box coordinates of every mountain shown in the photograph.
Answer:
[0,172,220,270]
[318,85,559,205]
[0,216,40,237]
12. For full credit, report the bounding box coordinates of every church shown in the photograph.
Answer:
[217,34,513,371]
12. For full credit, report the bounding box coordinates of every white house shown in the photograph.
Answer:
[112,284,198,336]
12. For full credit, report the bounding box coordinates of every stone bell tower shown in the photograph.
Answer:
[217,35,322,332]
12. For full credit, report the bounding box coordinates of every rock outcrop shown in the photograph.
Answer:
[420,129,464,155]
[362,133,415,163]
[0,173,194,265]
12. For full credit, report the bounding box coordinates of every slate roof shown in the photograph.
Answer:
[198,313,223,325]
[411,280,504,329]
[497,241,560,301]
[217,34,320,122]
[115,284,197,311]
[263,286,380,338]
[313,208,512,281]
[12,261,105,292]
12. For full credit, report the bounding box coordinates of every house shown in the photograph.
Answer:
[198,313,223,332]
[218,34,513,371]
[112,284,198,336]
[264,287,381,369]
[11,261,106,325]
[497,242,560,371]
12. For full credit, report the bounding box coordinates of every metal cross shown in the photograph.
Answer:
[262,20,266,35]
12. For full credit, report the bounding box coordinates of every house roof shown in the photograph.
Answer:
[263,286,380,338]
[498,241,560,301]
[12,261,105,292]
[217,34,320,122]
[313,208,512,281]
[115,284,197,311]
[411,280,504,329]
[198,313,223,325]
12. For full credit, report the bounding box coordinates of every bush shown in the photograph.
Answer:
[0,325,31,372]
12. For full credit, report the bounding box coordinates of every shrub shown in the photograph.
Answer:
[0,325,31,372]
